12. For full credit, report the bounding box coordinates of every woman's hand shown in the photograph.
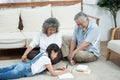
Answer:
[21,55,27,62]
[21,46,33,62]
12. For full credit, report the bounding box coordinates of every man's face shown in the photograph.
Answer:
[75,18,86,29]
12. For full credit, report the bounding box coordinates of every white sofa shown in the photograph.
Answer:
[0,1,99,57]
[0,1,82,48]
[0,9,26,48]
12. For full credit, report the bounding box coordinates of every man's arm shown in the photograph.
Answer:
[67,40,76,62]
[73,41,90,55]
[69,40,76,54]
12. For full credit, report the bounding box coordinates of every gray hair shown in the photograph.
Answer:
[74,12,88,22]
[42,17,60,34]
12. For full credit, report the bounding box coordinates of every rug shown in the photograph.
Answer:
[0,56,120,80]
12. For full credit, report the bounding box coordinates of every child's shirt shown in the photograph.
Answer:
[31,52,51,75]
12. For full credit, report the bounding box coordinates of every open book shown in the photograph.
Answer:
[47,70,74,79]
[58,72,74,79]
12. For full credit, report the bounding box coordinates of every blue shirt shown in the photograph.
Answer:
[72,20,100,57]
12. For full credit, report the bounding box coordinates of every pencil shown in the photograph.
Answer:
[66,64,68,69]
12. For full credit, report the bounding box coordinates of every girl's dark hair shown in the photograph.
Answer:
[46,44,63,64]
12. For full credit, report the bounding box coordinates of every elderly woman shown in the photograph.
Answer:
[22,17,62,62]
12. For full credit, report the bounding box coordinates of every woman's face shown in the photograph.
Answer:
[47,27,57,36]
[51,50,58,60]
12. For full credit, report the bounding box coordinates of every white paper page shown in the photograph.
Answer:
[58,72,74,79]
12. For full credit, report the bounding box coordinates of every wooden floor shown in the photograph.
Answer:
[0,41,120,66]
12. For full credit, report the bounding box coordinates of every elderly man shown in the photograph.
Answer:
[68,12,100,65]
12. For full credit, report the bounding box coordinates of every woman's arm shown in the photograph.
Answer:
[29,33,40,48]
[21,33,41,62]
[21,46,33,62]
[45,64,68,76]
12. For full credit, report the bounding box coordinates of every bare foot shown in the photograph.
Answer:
[67,56,75,65]
[70,60,75,65]
[67,54,76,65]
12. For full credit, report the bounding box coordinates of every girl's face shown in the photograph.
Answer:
[47,27,57,36]
[51,50,58,60]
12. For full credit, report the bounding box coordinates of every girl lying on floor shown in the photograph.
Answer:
[0,44,68,80]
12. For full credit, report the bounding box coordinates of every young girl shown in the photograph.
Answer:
[0,44,68,80]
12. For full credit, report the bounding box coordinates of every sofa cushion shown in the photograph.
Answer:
[21,32,39,47]
[0,32,26,48]
[21,4,51,32]
[60,29,73,36]
[107,40,120,54]
[52,3,81,36]
[0,9,20,32]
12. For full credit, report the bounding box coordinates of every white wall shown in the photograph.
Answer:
[0,0,48,3]
[83,3,120,41]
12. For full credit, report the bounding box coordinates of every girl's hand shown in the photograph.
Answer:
[56,67,68,73]
[62,68,68,73]
[56,67,66,70]
[46,64,69,76]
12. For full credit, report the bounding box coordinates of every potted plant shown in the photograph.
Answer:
[97,0,120,27]
[97,0,120,40]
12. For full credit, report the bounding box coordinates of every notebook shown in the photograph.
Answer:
[73,64,91,75]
